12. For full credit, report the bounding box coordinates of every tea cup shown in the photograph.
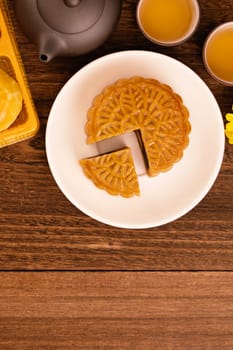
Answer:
[203,22,233,86]
[136,0,200,46]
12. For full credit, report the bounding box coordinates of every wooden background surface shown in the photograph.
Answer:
[0,0,233,348]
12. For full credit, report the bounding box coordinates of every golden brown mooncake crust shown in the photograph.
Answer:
[80,147,140,198]
[85,76,191,177]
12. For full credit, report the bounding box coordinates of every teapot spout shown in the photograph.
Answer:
[38,35,64,62]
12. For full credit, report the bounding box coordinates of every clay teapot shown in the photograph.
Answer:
[15,0,122,62]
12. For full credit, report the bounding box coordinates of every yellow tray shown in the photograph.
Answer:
[0,0,39,148]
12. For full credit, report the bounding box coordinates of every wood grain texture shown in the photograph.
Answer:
[0,272,233,349]
[0,0,233,270]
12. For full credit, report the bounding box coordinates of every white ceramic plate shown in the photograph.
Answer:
[46,50,225,229]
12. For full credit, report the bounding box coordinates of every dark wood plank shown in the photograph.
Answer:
[0,0,232,270]
[1,272,233,349]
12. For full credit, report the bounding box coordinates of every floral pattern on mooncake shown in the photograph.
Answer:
[85,76,190,177]
[80,147,140,198]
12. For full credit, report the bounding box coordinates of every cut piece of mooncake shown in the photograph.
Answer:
[80,147,140,198]
[85,76,191,177]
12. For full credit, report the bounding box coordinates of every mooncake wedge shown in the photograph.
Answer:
[80,147,140,197]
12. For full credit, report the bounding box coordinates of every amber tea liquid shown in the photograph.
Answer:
[204,24,233,84]
[137,0,199,44]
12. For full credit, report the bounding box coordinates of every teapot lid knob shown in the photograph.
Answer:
[64,0,81,7]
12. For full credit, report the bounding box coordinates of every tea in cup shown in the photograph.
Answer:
[137,0,200,46]
[203,22,233,86]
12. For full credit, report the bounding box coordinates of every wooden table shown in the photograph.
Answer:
[0,0,233,348]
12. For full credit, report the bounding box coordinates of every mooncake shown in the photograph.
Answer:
[80,147,140,198]
[85,76,190,176]
[0,68,23,132]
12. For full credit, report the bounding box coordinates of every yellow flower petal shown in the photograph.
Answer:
[226,123,233,131]
[225,107,233,144]
[226,113,233,122]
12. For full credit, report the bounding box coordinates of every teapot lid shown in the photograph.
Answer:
[37,0,105,34]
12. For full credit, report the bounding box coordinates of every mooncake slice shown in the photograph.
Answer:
[0,69,23,132]
[85,76,191,177]
[80,147,140,198]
